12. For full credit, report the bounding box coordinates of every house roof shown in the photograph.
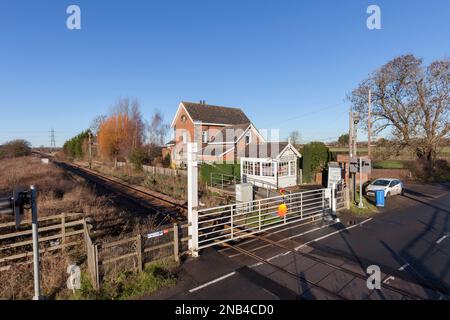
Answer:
[243,142,301,159]
[181,101,251,125]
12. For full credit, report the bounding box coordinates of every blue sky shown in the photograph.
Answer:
[0,0,449,147]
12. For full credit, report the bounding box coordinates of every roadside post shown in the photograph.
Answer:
[187,142,199,257]
[358,158,364,208]
[0,186,42,299]
[30,185,43,300]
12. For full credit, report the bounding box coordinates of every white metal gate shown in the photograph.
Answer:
[193,188,335,251]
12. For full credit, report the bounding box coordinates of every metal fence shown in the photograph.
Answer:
[195,188,333,250]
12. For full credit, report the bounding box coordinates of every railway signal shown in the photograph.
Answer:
[0,186,42,300]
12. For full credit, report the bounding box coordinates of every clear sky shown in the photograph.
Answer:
[0,0,449,147]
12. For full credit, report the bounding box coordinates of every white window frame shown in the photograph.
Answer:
[289,160,296,176]
[278,161,289,177]
[245,132,252,144]
[182,131,187,144]
[262,162,274,177]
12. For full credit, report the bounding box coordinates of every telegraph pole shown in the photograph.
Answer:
[368,90,372,159]
[349,110,353,203]
[88,132,93,169]
[349,110,353,158]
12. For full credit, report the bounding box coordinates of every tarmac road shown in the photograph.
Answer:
[146,182,450,300]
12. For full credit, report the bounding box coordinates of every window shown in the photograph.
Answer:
[182,131,187,144]
[262,162,274,177]
[254,161,261,176]
[243,161,252,175]
[202,131,208,143]
[181,115,187,123]
[245,132,252,144]
[289,161,296,176]
[278,162,289,177]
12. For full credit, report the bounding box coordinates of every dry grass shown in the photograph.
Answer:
[91,162,226,208]
[0,156,158,299]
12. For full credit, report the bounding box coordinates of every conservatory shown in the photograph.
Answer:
[240,142,302,189]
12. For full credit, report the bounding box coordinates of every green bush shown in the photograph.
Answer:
[129,148,147,171]
[300,142,330,183]
[63,130,91,159]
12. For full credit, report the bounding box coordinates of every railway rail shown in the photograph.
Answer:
[32,152,187,225]
[218,220,448,300]
[252,232,427,300]
[221,241,346,300]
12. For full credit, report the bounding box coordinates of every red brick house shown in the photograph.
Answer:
[165,101,266,167]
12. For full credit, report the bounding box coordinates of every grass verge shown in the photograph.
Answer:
[349,192,378,217]
[68,259,179,300]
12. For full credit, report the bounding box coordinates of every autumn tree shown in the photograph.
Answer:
[349,55,449,161]
[98,113,131,165]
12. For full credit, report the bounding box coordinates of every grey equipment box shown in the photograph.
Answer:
[235,183,253,203]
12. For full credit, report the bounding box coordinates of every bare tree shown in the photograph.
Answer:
[349,55,449,161]
[147,110,169,146]
[288,130,302,149]
[90,115,107,135]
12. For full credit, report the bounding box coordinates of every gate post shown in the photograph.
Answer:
[187,143,199,257]
[331,183,337,214]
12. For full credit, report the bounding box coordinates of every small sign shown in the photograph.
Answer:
[67,264,81,291]
[146,229,169,239]
[327,165,342,188]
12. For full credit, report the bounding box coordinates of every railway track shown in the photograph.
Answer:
[33,152,186,225]
[221,241,347,300]
[217,216,449,299]
[252,232,427,300]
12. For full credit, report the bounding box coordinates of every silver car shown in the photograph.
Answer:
[365,178,404,198]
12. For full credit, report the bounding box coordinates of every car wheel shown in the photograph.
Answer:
[401,189,404,196]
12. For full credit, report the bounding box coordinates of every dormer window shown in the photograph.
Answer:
[245,132,252,144]
[202,131,208,143]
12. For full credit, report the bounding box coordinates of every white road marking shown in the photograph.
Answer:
[383,263,410,284]
[189,218,373,293]
[383,276,395,284]
[188,271,236,293]
[436,233,449,244]
[294,218,373,251]
[398,263,410,271]
[227,222,338,258]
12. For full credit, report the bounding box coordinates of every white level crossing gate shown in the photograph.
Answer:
[192,188,339,252]
[185,143,344,256]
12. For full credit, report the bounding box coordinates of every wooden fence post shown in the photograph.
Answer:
[136,234,143,272]
[94,244,100,289]
[173,223,179,262]
[61,213,66,252]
